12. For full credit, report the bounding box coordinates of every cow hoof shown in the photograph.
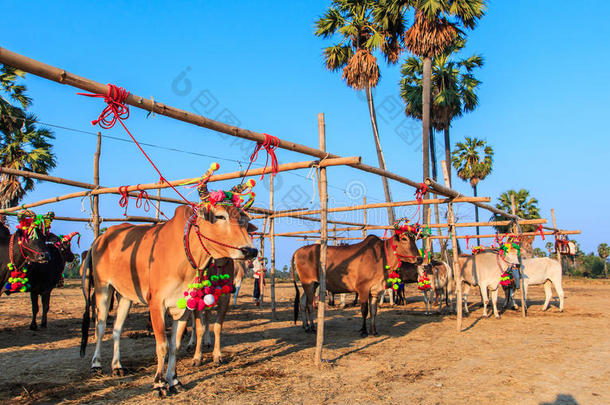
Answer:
[360,331,368,338]
[112,368,126,377]
[191,358,202,367]
[372,331,379,337]
[40,323,47,329]
[29,324,38,331]
[153,387,169,398]
[91,367,103,375]
[495,315,500,319]
[169,383,183,394]
[213,356,224,365]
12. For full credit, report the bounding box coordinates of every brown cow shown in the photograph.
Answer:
[80,198,257,395]
[292,232,421,337]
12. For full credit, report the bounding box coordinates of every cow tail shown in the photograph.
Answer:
[291,254,299,325]
[80,250,93,358]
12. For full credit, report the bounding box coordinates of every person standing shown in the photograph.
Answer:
[252,256,266,306]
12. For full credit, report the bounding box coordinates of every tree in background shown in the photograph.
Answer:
[452,137,493,243]
[598,243,609,278]
[400,37,483,184]
[315,0,403,224]
[545,241,554,256]
[492,189,541,233]
[0,65,56,209]
[532,248,546,258]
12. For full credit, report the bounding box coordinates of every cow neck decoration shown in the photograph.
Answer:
[176,260,232,311]
[5,234,29,293]
[500,267,516,288]
[386,270,402,291]
[57,232,80,248]
[471,246,485,255]
[418,272,431,291]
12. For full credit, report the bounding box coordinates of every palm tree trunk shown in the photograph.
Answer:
[604,260,608,278]
[421,57,432,224]
[444,127,451,187]
[365,85,395,225]
[430,127,444,257]
[473,184,480,246]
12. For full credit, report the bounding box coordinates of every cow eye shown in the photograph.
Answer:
[214,214,227,221]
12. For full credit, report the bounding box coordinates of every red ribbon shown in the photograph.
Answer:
[249,133,280,180]
[118,186,130,216]
[465,235,470,250]
[536,224,545,240]
[78,84,130,128]
[415,183,428,204]
[135,185,151,212]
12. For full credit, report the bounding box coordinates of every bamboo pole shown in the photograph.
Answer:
[441,161,462,332]
[0,47,431,190]
[250,213,365,227]
[259,216,267,306]
[428,230,580,240]
[1,212,164,223]
[269,175,276,320]
[155,188,161,220]
[92,132,101,237]
[266,197,491,220]
[362,197,368,238]
[315,113,328,366]
[0,157,360,214]
[552,209,562,272]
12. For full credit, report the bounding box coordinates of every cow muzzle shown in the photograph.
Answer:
[239,246,258,260]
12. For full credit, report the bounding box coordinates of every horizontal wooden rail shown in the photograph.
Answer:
[429,230,581,240]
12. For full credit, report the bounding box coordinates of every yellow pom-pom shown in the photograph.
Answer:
[250,192,256,198]
[247,179,256,188]
[210,162,220,171]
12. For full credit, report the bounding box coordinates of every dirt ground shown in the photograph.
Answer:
[0,277,608,405]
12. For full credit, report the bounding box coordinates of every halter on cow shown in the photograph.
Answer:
[80,163,258,395]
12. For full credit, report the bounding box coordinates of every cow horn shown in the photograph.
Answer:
[64,231,81,246]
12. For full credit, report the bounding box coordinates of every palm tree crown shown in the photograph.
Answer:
[0,64,56,209]
[451,137,493,187]
[492,189,541,233]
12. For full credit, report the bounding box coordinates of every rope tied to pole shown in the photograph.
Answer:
[247,133,280,181]
[118,186,130,216]
[135,185,151,212]
[536,224,545,240]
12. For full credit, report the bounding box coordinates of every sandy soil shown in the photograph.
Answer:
[0,277,608,405]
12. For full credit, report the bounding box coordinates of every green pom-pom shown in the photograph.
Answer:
[20,287,27,292]
[211,275,219,281]
[392,284,399,290]
[176,298,187,309]
[385,265,390,270]
[203,280,211,287]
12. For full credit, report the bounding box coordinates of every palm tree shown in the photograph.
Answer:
[545,241,554,256]
[315,0,403,224]
[400,38,483,183]
[398,0,487,193]
[532,248,546,258]
[491,189,541,234]
[452,137,492,243]
[0,65,56,209]
[598,243,609,278]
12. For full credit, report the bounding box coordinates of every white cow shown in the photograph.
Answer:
[504,257,564,312]
[457,247,520,319]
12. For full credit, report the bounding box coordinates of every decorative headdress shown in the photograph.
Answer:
[59,232,81,246]
[16,210,54,239]
[392,218,430,240]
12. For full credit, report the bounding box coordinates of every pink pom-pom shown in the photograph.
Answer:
[197,300,206,311]
[187,298,197,310]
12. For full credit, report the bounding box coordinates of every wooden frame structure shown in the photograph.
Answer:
[0,47,581,366]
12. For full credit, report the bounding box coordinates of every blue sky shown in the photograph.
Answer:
[2,0,609,267]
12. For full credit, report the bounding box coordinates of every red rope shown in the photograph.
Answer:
[135,185,151,212]
[415,183,428,204]
[79,84,196,210]
[118,186,130,216]
[465,235,470,250]
[247,133,279,180]
[536,224,545,240]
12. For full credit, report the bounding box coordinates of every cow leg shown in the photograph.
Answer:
[29,293,39,331]
[91,284,113,372]
[339,293,346,308]
[352,293,359,307]
[188,311,206,366]
[40,291,51,328]
[480,286,489,318]
[232,280,241,306]
[212,293,230,364]
[303,283,316,333]
[149,301,169,395]
[111,296,132,376]
[359,295,369,337]
[521,282,529,312]
[165,319,182,393]
[553,278,565,312]
[328,292,335,307]
[463,284,470,314]
[542,280,553,311]
[369,293,382,336]
[490,288,500,319]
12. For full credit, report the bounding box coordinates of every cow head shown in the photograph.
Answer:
[50,232,79,263]
[14,211,53,264]
[499,242,521,266]
[190,163,258,261]
[391,219,424,264]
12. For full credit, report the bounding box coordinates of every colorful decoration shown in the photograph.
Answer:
[500,242,520,258]
[418,273,431,291]
[471,246,485,255]
[393,218,429,240]
[16,210,54,239]
[500,268,515,288]
[176,261,233,311]
[386,270,402,290]
[4,262,29,293]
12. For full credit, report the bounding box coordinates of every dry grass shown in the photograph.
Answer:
[0,278,609,404]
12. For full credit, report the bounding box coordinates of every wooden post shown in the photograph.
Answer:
[442,161,462,331]
[92,132,101,237]
[510,194,527,317]
[551,209,562,272]
[260,217,267,305]
[315,113,329,366]
[362,197,368,239]
[269,175,276,319]
[155,188,161,220]
[332,225,337,246]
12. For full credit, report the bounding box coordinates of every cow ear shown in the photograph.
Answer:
[247,222,258,233]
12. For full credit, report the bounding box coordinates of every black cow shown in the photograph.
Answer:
[391,262,419,306]
[0,222,50,296]
[27,232,77,330]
